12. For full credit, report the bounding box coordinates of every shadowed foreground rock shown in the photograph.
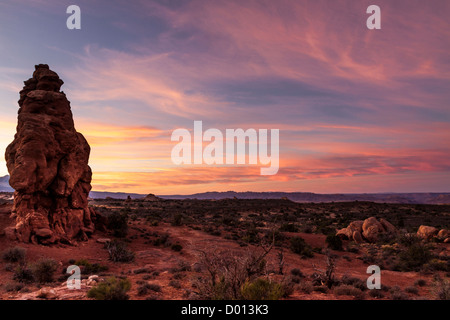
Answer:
[4,64,103,244]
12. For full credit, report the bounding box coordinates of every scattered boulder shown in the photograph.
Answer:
[417,225,439,240]
[37,287,58,300]
[437,229,449,240]
[4,64,103,244]
[336,217,397,243]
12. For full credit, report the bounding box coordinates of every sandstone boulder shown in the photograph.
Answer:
[336,216,397,243]
[417,225,438,240]
[437,229,449,240]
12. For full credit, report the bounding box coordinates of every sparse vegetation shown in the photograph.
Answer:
[74,259,109,274]
[87,277,131,300]
[106,240,135,262]
[290,236,314,258]
[333,285,365,300]
[2,247,26,263]
[107,211,129,237]
[325,235,343,251]
[240,278,285,300]
[32,258,58,283]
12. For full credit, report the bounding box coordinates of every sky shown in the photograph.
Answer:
[0,0,449,195]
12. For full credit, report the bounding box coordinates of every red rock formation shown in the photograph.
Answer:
[336,217,397,243]
[4,64,101,244]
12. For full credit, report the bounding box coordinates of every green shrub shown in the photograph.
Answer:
[396,243,433,271]
[2,247,26,263]
[74,259,109,274]
[240,278,284,300]
[107,212,129,237]
[424,259,449,272]
[326,235,343,251]
[32,259,58,283]
[13,265,34,283]
[290,237,314,258]
[106,240,135,262]
[87,277,131,300]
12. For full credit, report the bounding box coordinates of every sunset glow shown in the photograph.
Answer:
[0,0,449,194]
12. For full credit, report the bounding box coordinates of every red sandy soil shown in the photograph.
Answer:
[0,203,447,300]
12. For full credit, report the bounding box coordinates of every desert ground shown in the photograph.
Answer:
[0,195,449,300]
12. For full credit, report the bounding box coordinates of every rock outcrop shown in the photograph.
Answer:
[417,225,449,242]
[4,64,101,244]
[336,217,397,243]
[143,193,161,202]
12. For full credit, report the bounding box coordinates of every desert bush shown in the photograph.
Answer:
[333,285,365,300]
[433,277,450,300]
[106,240,135,263]
[148,283,162,292]
[13,265,34,283]
[279,223,298,233]
[169,280,182,289]
[87,277,131,300]
[194,246,272,300]
[340,275,367,291]
[32,258,58,283]
[423,259,449,272]
[395,243,433,271]
[153,233,170,247]
[405,286,419,295]
[107,212,129,237]
[298,281,313,294]
[178,260,192,272]
[137,283,158,296]
[290,268,303,277]
[240,278,284,300]
[368,289,385,299]
[171,244,183,252]
[290,236,314,258]
[74,259,109,274]
[4,282,24,292]
[414,279,427,287]
[2,247,26,263]
[172,213,183,226]
[311,252,336,289]
[326,235,343,251]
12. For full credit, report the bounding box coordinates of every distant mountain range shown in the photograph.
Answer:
[1,175,449,204]
[0,175,13,192]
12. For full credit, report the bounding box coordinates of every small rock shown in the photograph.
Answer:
[37,287,57,300]
[96,238,111,244]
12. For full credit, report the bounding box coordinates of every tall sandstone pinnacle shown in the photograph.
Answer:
[5,64,101,244]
